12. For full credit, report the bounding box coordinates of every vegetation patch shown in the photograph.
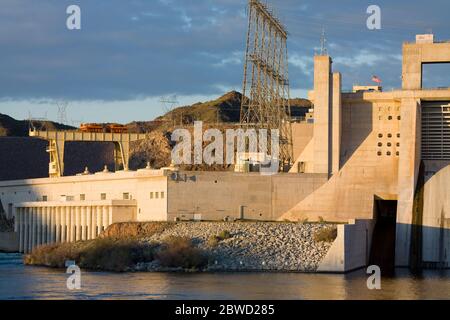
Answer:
[156,236,208,270]
[24,238,156,272]
[313,227,338,243]
[207,230,233,247]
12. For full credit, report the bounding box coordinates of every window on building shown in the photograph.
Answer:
[101,193,106,200]
[150,192,154,199]
[42,195,48,202]
[123,193,130,200]
[155,192,159,199]
[80,194,86,201]
[66,196,75,202]
[161,192,165,199]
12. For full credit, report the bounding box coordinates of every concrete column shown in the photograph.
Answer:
[44,207,49,244]
[18,208,24,253]
[90,206,96,239]
[49,207,54,243]
[41,207,46,245]
[55,207,61,243]
[30,207,36,251]
[331,72,342,175]
[37,207,43,246]
[61,207,67,243]
[81,207,86,241]
[102,206,109,233]
[396,98,421,267]
[313,55,332,176]
[402,44,422,90]
[109,206,113,226]
[86,207,91,240]
[24,208,30,254]
[96,206,103,237]
[70,207,76,242]
[74,207,80,241]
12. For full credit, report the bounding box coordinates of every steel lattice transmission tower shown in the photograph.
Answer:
[240,0,294,170]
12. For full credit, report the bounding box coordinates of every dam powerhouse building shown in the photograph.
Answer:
[0,35,449,272]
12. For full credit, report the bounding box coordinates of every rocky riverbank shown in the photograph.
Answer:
[25,222,337,273]
[136,222,336,272]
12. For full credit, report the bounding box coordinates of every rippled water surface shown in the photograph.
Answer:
[0,253,449,300]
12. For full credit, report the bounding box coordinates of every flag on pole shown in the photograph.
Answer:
[372,75,382,84]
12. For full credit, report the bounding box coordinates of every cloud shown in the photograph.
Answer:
[0,0,449,122]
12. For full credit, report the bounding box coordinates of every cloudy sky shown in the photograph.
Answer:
[1,0,449,124]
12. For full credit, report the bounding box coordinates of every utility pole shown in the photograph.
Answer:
[56,101,69,125]
[160,95,179,127]
[240,0,294,171]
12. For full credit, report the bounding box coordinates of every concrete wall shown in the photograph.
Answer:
[281,97,400,222]
[291,122,314,161]
[0,169,168,223]
[318,219,374,273]
[403,42,450,89]
[421,160,450,267]
[167,171,328,222]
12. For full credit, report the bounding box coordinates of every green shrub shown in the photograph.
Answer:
[314,227,338,243]
[207,230,233,247]
[156,236,207,269]
[318,216,325,223]
[217,230,232,241]
[207,236,220,247]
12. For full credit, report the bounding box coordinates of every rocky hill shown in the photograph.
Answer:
[0,92,312,180]
[0,113,75,137]
[154,91,311,129]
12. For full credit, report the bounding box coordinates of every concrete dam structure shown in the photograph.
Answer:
[1,34,449,272]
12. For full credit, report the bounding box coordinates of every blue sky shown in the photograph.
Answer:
[0,0,449,124]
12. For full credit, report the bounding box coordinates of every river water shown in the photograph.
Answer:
[0,253,449,300]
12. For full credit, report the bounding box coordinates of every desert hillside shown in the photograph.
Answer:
[0,91,313,180]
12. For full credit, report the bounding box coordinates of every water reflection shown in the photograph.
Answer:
[0,253,448,300]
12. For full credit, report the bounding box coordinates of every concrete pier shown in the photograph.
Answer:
[13,200,136,253]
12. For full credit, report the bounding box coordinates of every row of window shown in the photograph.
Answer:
[378,133,400,139]
[378,142,400,147]
[150,192,165,199]
[377,151,400,157]
[378,116,401,121]
[42,193,138,202]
